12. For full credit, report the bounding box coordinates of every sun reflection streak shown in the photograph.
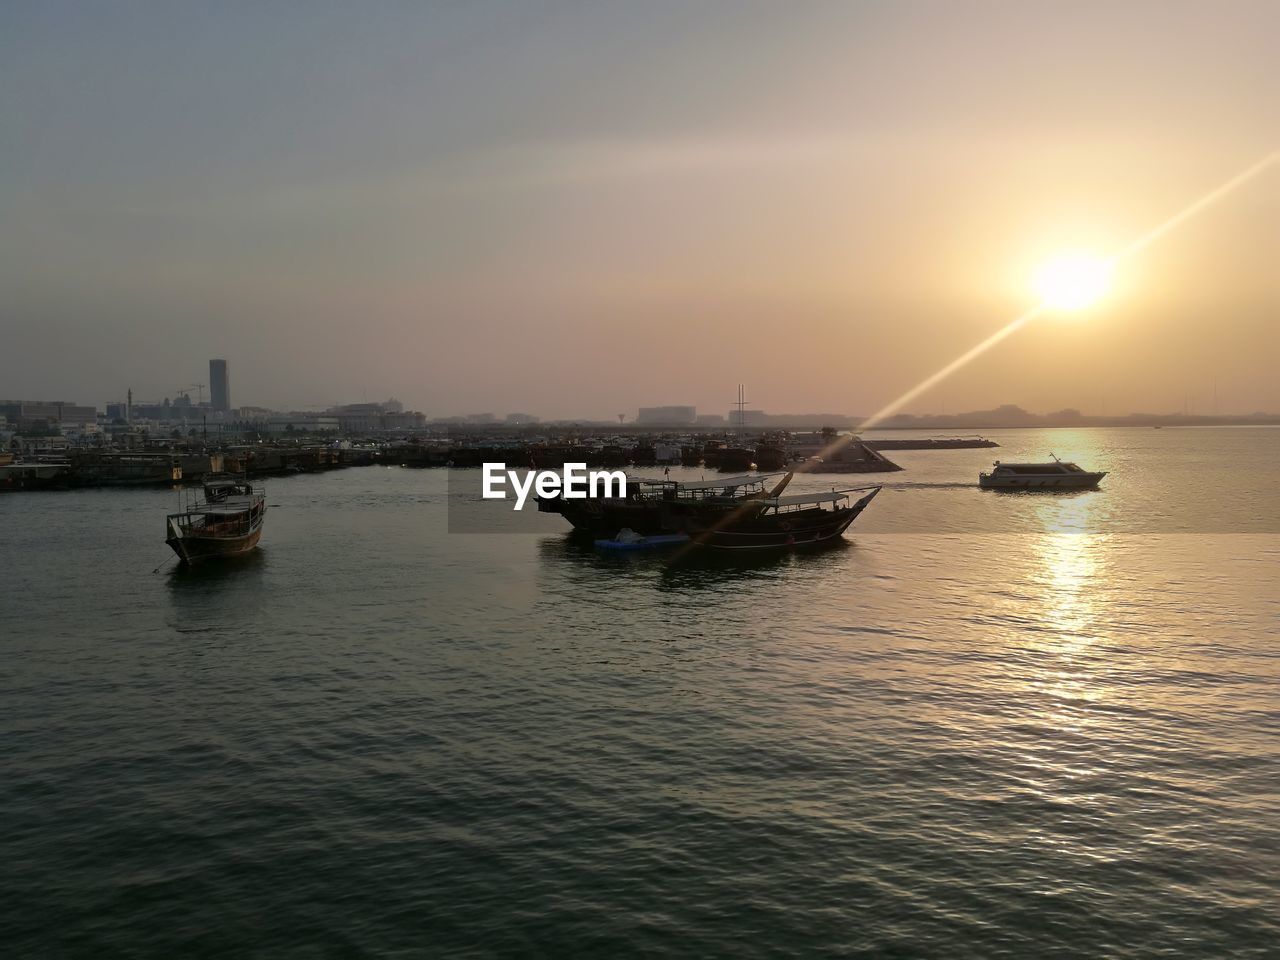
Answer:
[1037,532,1100,644]
[858,303,1047,432]
[664,152,1276,558]
[1025,532,1109,739]
[840,150,1279,444]
[1037,491,1099,536]
[1107,149,1279,264]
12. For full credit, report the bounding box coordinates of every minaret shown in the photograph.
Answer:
[127,388,132,425]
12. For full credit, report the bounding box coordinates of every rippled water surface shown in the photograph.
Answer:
[2,428,1277,958]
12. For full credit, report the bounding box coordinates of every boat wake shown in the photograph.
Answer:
[880,481,979,490]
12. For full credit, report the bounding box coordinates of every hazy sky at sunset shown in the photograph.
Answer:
[3,1,1276,418]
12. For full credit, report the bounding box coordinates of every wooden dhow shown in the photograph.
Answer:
[165,475,266,565]
[538,472,793,538]
[683,486,881,551]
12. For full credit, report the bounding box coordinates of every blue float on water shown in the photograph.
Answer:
[594,529,691,552]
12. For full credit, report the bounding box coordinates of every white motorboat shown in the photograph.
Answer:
[979,454,1106,490]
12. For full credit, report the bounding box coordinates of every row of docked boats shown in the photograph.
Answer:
[538,471,882,553]
[165,469,878,565]
[541,453,1108,553]
[160,454,1106,566]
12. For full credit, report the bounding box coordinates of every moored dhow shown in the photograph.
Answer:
[978,455,1106,490]
[165,475,266,565]
[538,472,793,538]
[684,487,881,551]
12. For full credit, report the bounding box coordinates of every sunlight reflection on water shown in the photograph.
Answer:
[1,433,1277,958]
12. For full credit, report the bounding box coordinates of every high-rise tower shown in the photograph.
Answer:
[209,359,230,411]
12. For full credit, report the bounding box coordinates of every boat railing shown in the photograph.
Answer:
[167,506,260,539]
[762,486,881,514]
[628,472,786,501]
[168,491,262,512]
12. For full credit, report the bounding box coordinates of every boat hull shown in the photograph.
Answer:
[541,496,763,539]
[685,488,879,552]
[979,472,1106,490]
[166,524,263,565]
[165,490,266,565]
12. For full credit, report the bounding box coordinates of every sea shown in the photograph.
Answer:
[2,427,1277,958]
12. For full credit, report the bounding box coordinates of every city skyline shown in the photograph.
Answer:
[3,2,1276,419]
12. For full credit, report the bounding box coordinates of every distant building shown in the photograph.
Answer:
[505,412,540,425]
[209,359,230,411]
[127,396,203,422]
[327,402,385,432]
[694,414,725,426]
[382,411,426,431]
[328,401,400,416]
[266,415,339,434]
[637,405,697,425]
[0,399,98,433]
[324,400,424,433]
[12,433,71,453]
[726,408,767,427]
[129,402,168,421]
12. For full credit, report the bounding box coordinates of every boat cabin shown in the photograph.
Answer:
[203,475,255,502]
[987,460,1091,476]
[632,472,787,502]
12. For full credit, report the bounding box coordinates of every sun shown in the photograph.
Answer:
[1033,255,1112,311]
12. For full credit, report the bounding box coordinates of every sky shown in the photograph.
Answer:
[2,0,1276,419]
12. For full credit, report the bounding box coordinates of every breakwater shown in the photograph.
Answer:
[864,436,998,450]
[1,432,923,490]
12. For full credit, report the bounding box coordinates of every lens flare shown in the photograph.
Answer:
[1034,255,1112,312]
[850,150,1278,433]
